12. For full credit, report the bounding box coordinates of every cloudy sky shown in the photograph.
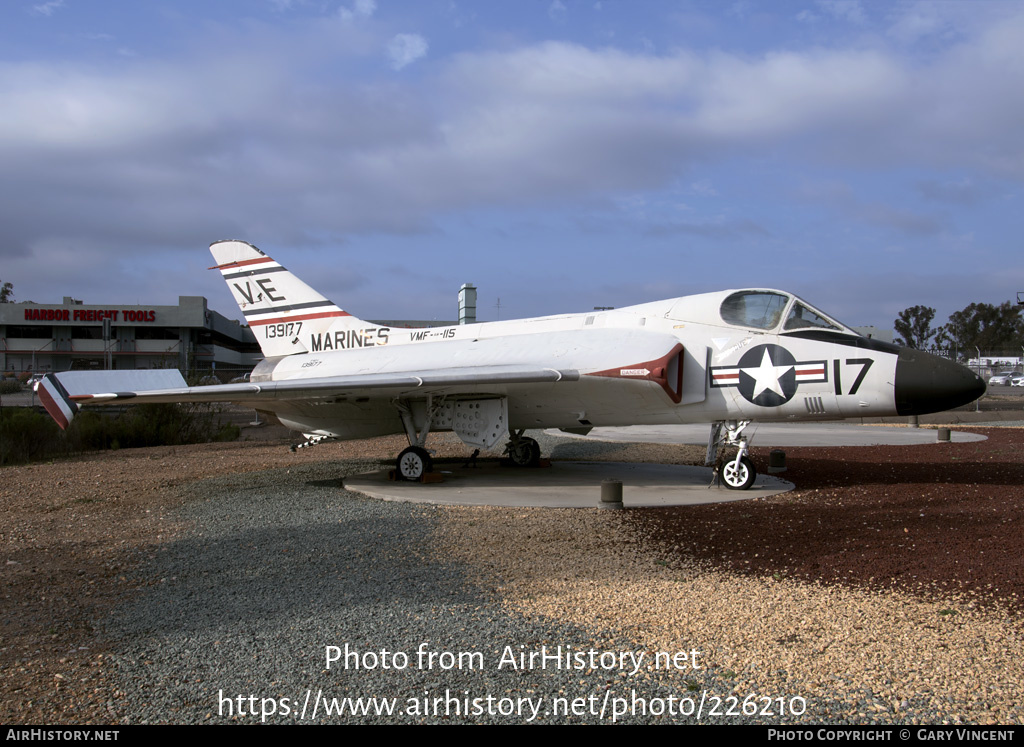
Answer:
[2,1,1022,330]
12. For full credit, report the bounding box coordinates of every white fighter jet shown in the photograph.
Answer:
[38,240,985,489]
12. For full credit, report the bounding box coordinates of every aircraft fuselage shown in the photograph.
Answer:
[38,242,987,487]
[250,290,983,440]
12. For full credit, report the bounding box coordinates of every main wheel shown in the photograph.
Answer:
[396,446,433,481]
[508,437,541,467]
[721,455,756,490]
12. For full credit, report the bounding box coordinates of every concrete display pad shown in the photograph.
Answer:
[344,460,793,508]
[548,423,987,447]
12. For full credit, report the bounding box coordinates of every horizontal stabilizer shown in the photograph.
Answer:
[54,369,187,396]
[39,370,187,430]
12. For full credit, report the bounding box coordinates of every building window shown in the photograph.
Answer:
[135,327,181,341]
[71,326,103,339]
[6,326,53,338]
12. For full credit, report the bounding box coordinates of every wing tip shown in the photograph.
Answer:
[37,374,78,430]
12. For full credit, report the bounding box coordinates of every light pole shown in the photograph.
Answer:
[976,346,982,412]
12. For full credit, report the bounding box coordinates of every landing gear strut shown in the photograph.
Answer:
[707,420,757,490]
[394,396,442,481]
[505,429,541,467]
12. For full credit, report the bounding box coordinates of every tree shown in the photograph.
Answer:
[894,305,938,349]
[936,302,1024,354]
[0,280,11,303]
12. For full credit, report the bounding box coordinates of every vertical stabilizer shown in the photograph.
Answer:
[210,240,380,357]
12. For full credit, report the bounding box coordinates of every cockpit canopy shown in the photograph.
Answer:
[719,290,853,334]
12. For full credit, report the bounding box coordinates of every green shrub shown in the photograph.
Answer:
[0,403,240,465]
[68,403,234,450]
[0,408,63,465]
[0,379,23,395]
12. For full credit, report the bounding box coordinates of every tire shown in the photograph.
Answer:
[722,455,756,490]
[508,437,541,467]
[397,446,433,481]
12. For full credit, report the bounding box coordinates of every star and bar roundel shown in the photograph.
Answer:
[710,344,827,407]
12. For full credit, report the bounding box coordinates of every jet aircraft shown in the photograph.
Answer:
[38,240,986,489]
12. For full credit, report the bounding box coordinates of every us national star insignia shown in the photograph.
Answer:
[710,344,827,407]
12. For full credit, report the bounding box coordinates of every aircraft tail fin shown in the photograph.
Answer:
[210,240,380,357]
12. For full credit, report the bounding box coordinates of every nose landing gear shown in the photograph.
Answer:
[707,420,757,490]
[721,453,756,490]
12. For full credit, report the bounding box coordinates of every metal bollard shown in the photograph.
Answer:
[600,479,623,509]
[936,427,951,442]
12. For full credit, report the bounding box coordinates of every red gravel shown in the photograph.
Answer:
[635,427,1024,610]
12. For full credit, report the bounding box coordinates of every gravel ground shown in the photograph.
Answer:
[2,424,1022,725]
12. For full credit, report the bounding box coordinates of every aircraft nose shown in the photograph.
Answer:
[894,347,986,416]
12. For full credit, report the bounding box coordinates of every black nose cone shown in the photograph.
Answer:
[894,347,986,416]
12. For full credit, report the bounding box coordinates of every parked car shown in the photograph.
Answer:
[988,372,1014,386]
[27,374,45,390]
[1010,374,1024,387]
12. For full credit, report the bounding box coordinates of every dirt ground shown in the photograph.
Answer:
[1,423,1022,724]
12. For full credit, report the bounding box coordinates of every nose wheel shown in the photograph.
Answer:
[721,454,756,490]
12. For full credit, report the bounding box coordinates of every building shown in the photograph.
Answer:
[1,296,261,379]
[853,325,895,344]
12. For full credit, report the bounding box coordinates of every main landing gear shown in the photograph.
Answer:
[394,398,439,481]
[392,395,545,480]
[707,420,757,490]
[396,445,433,481]
[505,430,541,467]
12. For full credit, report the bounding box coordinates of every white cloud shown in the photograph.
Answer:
[31,0,65,16]
[727,2,752,21]
[4,9,1024,274]
[885,0,1018,45]
[886,0,964,43]
[339,0,376,22]
[387,33,428,70]
[817,0,867,26]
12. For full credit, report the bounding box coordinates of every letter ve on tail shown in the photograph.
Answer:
[209,239,384,358]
